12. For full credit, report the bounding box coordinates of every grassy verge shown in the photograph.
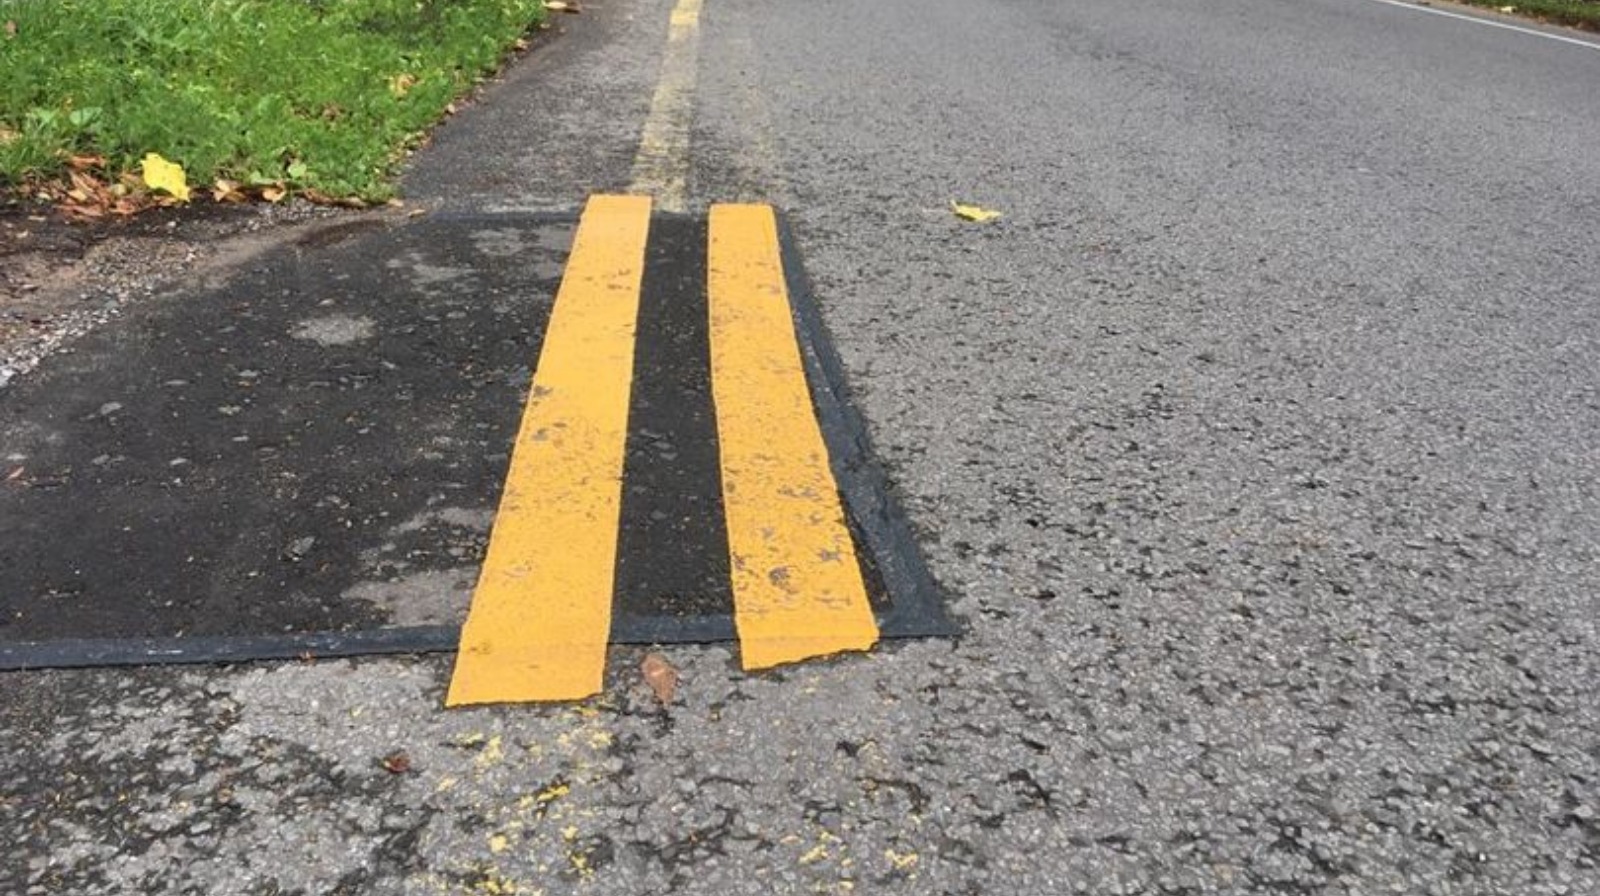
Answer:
[1453,0,1600,31]
[0,0,544,205]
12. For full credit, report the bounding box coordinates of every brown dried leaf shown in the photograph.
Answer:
[380,750,412,774]
[212,179,247,203]
[67,154,106,171]
[6,466,24,482]
[61,203,105,221]
[641,652,678,704]
[67,170,102,200]
[295,188,367,209]
[261,185,288,203]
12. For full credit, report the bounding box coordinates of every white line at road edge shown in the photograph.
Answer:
[1361,0,1600,51]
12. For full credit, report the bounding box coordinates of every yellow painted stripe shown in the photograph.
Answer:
[630,0,703,212]
[446,194,652,706]
[707,204,879,670]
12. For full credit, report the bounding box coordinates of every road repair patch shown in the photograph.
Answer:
[0,200,951,675]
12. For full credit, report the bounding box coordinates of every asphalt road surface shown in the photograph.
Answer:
[6,0,1599,893]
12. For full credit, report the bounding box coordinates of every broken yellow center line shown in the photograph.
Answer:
[630,0,703,212]
[707,204,880,670]
[446,194,652,705]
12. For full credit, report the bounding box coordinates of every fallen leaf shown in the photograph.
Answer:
[5,467,24,481]
[301,188,367,209]
[61,204,105,221]
[641,652,678,704]
[379,750,412,774]
[68,170,98,196]
[388,73,417,98]
[67,154,106,171]
[212,179,247,203]
[546,1,582,11]
[261,185,288,203]
[951,201,1001,223]
[141,153,191,202]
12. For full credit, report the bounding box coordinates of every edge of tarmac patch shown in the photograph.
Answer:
[0,207,957,672]
[774,210,957,642]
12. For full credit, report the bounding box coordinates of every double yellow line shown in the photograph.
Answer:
[446,196,878,706]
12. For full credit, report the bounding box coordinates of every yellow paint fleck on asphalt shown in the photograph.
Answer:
[535,781,571,805]
[885,848,919,872]
[446,195,651,705]
[474,735,505,771]
[707,203,880,670]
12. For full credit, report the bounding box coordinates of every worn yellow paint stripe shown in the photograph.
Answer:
[446,194,652,706]
[630,0,703,212]
[707,204,879,670]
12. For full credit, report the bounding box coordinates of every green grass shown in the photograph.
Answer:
[1454,0,1600,31]
[0,0,544,201]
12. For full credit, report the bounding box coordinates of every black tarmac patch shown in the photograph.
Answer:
[0,210,952,669]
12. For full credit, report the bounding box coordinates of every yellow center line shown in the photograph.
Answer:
[446,194,652,706]
[630,0,704,212]
[706,204,880,670]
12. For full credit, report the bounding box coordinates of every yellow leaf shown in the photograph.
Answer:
[388,73,417,98]
[261,185,287,203]
[951,201,1001,223]
[141,153,190,202]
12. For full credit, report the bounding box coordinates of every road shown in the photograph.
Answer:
[6,0,1599,893]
